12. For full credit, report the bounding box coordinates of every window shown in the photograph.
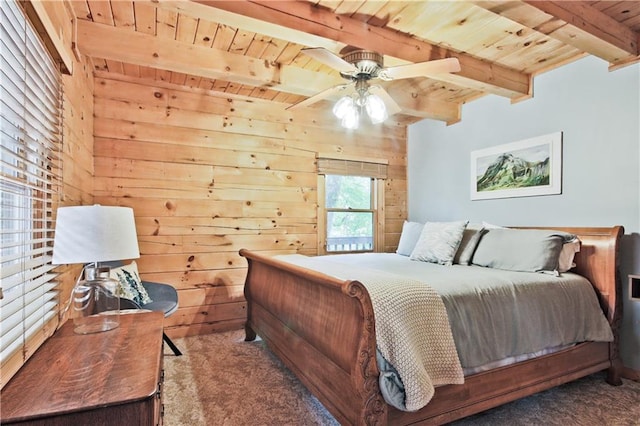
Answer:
[324,175,375,252]
[1,0,62,386]
[317,158,387,254]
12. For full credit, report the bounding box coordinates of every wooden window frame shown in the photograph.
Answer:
[317,157,387,255]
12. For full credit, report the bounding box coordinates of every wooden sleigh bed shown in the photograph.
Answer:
[239,226,624,425]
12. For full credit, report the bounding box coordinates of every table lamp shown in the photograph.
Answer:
[52,205,140,334]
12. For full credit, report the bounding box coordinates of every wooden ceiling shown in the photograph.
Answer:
[72,1,640,126]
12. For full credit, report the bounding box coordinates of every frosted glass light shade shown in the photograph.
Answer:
[333,96,355,119]
[341,107,360,129]
[52,205,140,265]
[365,94,388,124]
[333,90,388,129]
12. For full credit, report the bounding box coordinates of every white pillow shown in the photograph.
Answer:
[396,221,424,256]
[558,238,581,272]
[410,220,469,266]
[110,261,152,306]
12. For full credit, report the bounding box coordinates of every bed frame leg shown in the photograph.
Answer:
[245,323,257,341]
[606,359,623,386]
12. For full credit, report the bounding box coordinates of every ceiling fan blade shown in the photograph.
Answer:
[301,47,357,73]
[382,57,461,80]
[286,84,352,110]
[368,86,402,116]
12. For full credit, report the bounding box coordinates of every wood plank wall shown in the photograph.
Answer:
[92,73,408,338]
[57,54,95,318]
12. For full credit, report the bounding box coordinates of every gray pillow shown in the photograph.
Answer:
[453,224,485,265]
[472,228,576,273]
[410,220,468,266]
[396,221,424,256]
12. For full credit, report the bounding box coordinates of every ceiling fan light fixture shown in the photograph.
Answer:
[293,48,462,127]
[332,90,388,128]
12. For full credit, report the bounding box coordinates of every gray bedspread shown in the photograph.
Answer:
[328,253,613,370]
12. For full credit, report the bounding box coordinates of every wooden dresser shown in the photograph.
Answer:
[1,311,165,425]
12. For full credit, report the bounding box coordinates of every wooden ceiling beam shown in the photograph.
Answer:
[524,1,638,55]
[385,87,462,125]
[77,19,460,123]
[193,0,531,100]
[483,1,640,68]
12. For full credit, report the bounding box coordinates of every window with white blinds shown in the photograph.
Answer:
[1,0,62,383]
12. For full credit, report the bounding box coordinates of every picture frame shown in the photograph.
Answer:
[471,131,562,200]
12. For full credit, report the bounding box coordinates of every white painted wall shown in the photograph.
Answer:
[407,56,640,371]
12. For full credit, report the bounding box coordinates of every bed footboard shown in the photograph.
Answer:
[240,249,387,425]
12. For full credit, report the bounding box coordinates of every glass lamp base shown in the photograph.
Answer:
[74,312,120,334]
[71,268,121,334]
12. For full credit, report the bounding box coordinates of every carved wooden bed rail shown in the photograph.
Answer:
[240,225,623,425]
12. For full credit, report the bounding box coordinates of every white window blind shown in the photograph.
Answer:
[1,0,62,386]
[317,157,388,179]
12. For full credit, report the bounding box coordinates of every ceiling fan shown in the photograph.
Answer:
[287,47,461,128]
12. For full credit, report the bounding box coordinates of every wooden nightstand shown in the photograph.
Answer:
[1,311,165,425]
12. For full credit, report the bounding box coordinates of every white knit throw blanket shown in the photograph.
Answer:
[278,255,464,411]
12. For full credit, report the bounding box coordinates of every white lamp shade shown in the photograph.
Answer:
[52,205,140,265]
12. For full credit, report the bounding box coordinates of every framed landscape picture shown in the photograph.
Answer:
[471,131,562,200]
